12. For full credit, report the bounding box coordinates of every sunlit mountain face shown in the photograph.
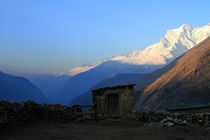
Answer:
[136,37,210,112]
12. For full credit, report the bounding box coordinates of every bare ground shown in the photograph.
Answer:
[0,119,210,140]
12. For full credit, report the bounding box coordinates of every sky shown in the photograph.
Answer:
[0,0,209,75]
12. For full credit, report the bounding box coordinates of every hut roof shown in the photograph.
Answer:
[92,84,136,92]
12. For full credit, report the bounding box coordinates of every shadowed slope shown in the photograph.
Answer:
[0,71,47,103]
[50,61,154,105]
[69,73,146,106]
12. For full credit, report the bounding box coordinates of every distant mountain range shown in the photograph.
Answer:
[69,73,146,106]
[0,71,47,103]
[53,23,210,105]
[50,61,153,105]
[136,37,210,111]
[25,74,70,100]
[2,24,209,106]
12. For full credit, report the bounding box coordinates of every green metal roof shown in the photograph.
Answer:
[164,103,210,111]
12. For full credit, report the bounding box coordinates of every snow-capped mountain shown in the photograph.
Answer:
[66,24,210,106]
[50,24,210,105]
[68,23,210,76]
[68,63,100,76]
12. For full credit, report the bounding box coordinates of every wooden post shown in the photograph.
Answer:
[84,107,86,119]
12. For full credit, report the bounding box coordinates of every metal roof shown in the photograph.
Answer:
[164,103,210,111]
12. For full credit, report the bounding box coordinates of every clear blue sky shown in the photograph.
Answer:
[0,0,209,75]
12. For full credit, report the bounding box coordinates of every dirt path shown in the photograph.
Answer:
[1,120,210,140]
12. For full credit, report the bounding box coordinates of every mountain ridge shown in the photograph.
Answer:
[69,73,146,106]
[0,71,47,103]
[136,37,210,111]
[68,23,210,76]
[51,24,210,105]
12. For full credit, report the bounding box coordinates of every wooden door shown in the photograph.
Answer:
[107,94,119,115]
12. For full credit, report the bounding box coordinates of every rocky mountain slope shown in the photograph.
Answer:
[0,71,47,103]
[136,37,210,111]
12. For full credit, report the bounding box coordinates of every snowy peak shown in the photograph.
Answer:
[181,24,193,30]
[68,63,100,76]
[68,23,210,76]
[110,23,209,65]
[163,24,194,45]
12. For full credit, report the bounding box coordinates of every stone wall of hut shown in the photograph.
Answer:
[119,87,136,118]
[92,87,136,119]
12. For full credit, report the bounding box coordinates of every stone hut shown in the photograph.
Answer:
[163,103,210,113]
[92,84,136,119]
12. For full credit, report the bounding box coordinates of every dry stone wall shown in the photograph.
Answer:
[136,112,210,127]
[1,100,210,128]
[0,100,73,128]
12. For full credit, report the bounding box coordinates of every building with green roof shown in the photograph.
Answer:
[163,103,210,113]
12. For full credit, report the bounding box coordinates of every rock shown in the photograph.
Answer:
[144,123,152,127]
[160,118,168,123]
[182,120,187,125]
[163,122,174,127]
